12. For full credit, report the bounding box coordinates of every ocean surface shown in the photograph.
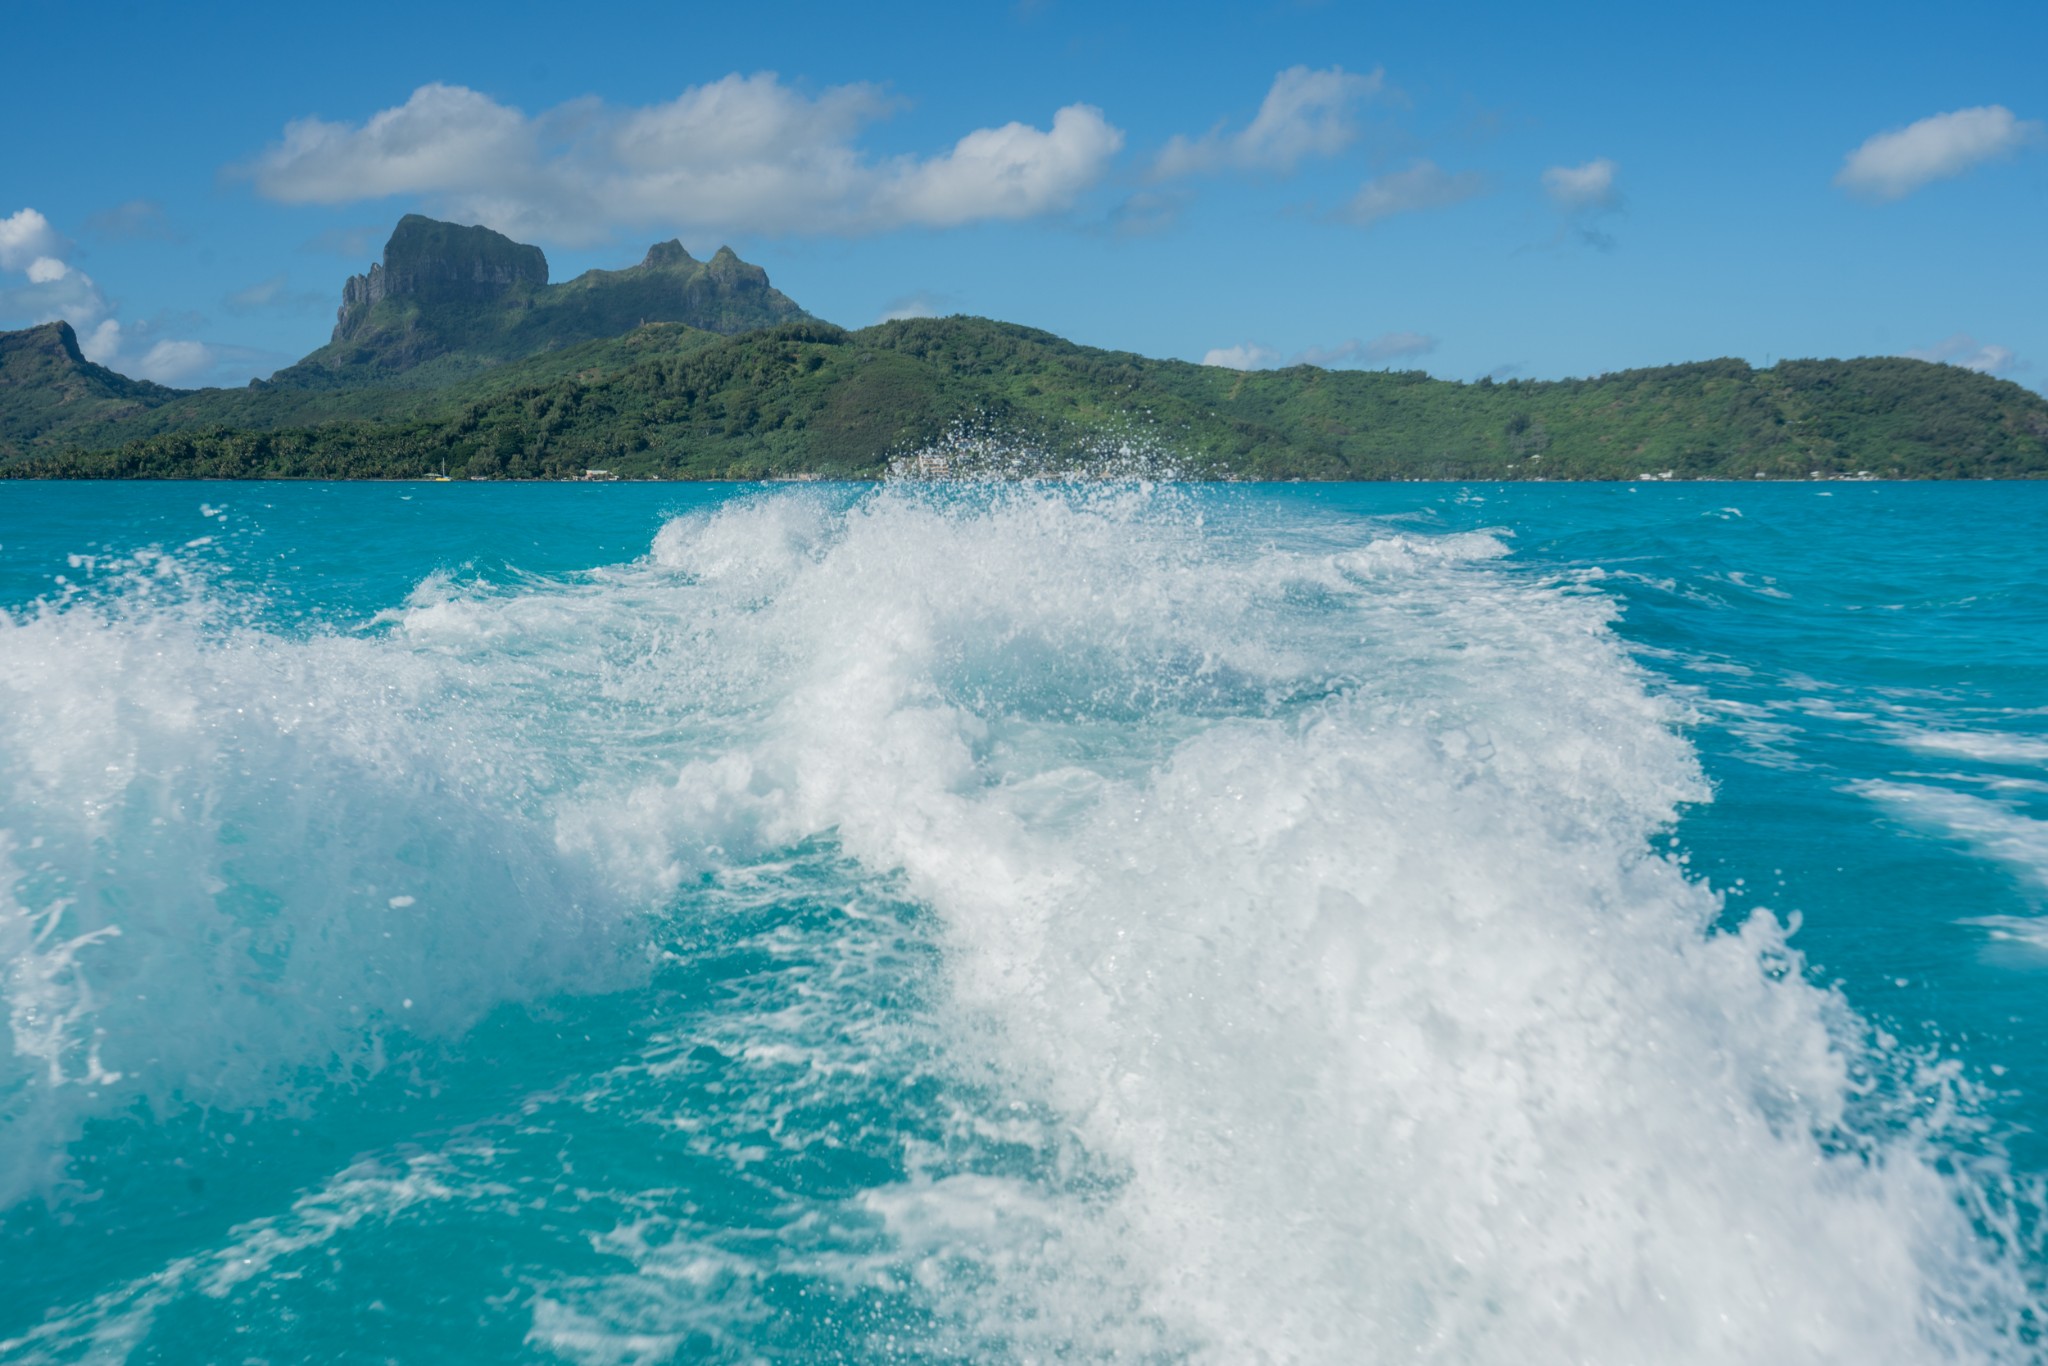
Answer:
[1,477,2044,1363]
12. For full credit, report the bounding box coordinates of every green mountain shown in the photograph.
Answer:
[270,215,808,388]
[0,322,181,458]
[3,213,2045,480]
[0,217,789,457]
[16,316,2048,482]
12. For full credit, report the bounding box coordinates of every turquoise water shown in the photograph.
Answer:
[0,479,2044,1362]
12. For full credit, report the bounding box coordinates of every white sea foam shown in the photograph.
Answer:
[1894,728,2048,768]
[0,556,642,1203]
[1,484,2040,1360]
[553,483,2041,1360]
[1854,779,2048,893]
[1962,916,2048,951]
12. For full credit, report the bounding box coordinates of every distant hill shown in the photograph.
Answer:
[3,214,2046,479]
[0,322,181,460]
[16,316,2048,481]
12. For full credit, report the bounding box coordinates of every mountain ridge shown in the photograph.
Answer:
[13,315,2048,481]
[0,321,183,456]
[267,215,808,389]
[3,214,2045,479]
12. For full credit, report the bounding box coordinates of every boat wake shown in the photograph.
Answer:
[1,481,2041,1362]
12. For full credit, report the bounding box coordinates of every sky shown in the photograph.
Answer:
[2,0,2042,392]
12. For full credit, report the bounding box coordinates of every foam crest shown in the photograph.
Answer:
[4,483,2042,1360]
[554,482,2041,1359]
[649,489,841,589]
[0,561,639,1203]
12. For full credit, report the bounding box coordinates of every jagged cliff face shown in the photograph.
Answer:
[333,216,550,343]
[281,216,811,387]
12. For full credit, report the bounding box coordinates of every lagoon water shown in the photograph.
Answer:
[1,478,2045,1362]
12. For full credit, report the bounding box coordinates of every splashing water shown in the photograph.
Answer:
[0,478,2042,1362]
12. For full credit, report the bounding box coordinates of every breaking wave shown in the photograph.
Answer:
[2,481,2041,1361]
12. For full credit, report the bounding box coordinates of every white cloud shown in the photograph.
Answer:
[5,264,112,325]
[877,291,952,323]
[1203,343,1284,370]
[0,208,65,272]
[135,340,216,386]
[241,75,1125,242]
[1835,105,2044,200]
[0,206,282,389]
[251,83,537,205]
[97,326,288,388]
[1539,158,1623,250]
[1904,333,2025,376]
[882,105,1122,226]
[1155,65,1384,179]
[0,212,111,329]
[1204,331,1437,371]
[1542,157,1619,210]
[1338,160,1485,227]
[79,319,124,365]
[610,74,891,174]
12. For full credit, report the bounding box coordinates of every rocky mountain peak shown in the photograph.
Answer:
[333,216,550,343]
[274,215,813,387]
[2,319,87,367]
[640,240,697,270]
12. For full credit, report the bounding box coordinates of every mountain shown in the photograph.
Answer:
[0,217,792,455]
[0,321,181,460]
[268,215,809,388]
[17,316,2048,482]
[3,213,2046,479]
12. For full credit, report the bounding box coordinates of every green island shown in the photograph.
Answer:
[5,215,2045,481]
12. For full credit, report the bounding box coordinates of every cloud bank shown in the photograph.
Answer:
[0,207,114,341]
[0,207,65,272]
[242,75,1124,243]
[1835,105,2043,200]
[1,206,282,387]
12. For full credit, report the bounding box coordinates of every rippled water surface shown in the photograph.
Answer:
[1,479,2044,1362]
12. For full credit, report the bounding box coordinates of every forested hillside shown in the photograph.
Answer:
[14,317,2046,481]
[6,213,2045,481]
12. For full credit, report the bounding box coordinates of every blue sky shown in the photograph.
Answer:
[3,0,2041,392]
